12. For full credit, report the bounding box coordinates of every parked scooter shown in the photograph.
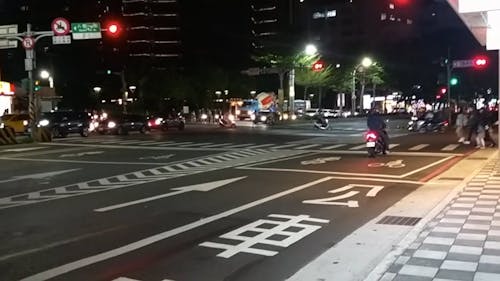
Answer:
[365,130,386,158]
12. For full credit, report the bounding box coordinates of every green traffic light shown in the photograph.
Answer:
[106,70,112,75]
[450,77,458,86]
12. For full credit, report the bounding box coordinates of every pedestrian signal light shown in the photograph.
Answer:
[450,77,458,86]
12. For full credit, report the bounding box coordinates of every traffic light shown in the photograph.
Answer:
[106,69,112,75]
[106,22,121,37]
[450,77,458,86]
[312,61,324,72]
[440,87,447,94]
[34,80,41,92]
[473,56,488,69]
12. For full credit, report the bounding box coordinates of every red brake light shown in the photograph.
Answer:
[366,132,377,140]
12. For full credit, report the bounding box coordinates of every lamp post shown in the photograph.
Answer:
[351,57,373,115]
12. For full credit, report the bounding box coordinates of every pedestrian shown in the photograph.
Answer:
[476,124,486,149]
[464,109,479,145]
[455,107,467,143]
[480,108,497,147]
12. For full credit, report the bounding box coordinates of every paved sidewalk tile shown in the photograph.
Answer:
[378,157,500,281]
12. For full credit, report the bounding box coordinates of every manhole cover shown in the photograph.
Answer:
[376,216,421,226]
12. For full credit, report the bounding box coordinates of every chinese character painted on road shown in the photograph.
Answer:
[199,214,329,258]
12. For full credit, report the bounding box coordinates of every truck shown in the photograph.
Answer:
[237,92,277,124]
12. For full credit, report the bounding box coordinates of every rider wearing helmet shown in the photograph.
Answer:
[367,108,390,154]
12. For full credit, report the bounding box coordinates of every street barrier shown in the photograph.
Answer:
[0,127,17,145]
[34,127,52,142]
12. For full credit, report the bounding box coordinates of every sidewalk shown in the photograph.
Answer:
[377,151,500,281]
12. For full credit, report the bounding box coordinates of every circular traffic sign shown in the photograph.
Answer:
[22,37,35,50]
[51,17,70,36]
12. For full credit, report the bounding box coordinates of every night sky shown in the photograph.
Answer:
[0,0,497,109]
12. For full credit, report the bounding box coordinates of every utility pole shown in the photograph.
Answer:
[446,48,453,124]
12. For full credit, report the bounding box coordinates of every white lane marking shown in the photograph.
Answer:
[303,184,385,208]
[0,169,81,184]
[137,141,163,146]
[178,142,212,147]
[160,141,193,146]
[149,141,175,146]
[409,144,430,151]
[272,144,299,149]
[388,144,399,149]
[320,144,346,150]
[59,151,104,158]
[297,144,321,150]
[349,144,366,150]
[399,156,455,178]
[441,144,460,151]
[226,143,255,148]
[95,177,246,212]
[0,157,172,166]
[21,177,332,281]
[2,147,45,152]
[202,143,234,148]
[139,154,174,160]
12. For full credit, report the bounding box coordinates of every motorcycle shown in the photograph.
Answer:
[313,118,330,130]
[218,114,236,128]
[408,117,448,133]
[365,130,385,158]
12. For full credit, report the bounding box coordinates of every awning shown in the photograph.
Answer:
[447,0,500,50]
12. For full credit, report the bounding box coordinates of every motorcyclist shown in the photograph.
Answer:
[367,108,390,154]
[315,109,328,127]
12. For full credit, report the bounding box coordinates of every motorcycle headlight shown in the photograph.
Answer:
[39,119,50,127]
[108,121,117,128]
[155,118,163,125]
[235,110,241,115]
[291,114,297,120]
[250,114,256,120]
[214,114,220,119]
[228,114,235,121]
[201,114,208,120]
[260,115,267,122]
[283,113,289,120]
[408,121,414,125]
[23,120,29,126]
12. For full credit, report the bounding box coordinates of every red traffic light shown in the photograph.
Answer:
[440,87,447,94]
[106,22,121,36]
[473,56,488,68]
[312,61,324,72]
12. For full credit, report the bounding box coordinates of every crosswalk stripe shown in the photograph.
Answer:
[179,142,212,147]
[159,141,193,146]
[205,157,223,163]
[297,144,321,149]
[409,144,430,151]
[196,159,215,165]
[321,144,346,150]
[247,144,275,149]
[185,161,202,167]
[226,143,255,148]
[388,144,400,149]
[272,144,299,149]
[441,144,460,151]
[349,144,366,150]
[175,164,190,170]
[138,141,162,145]
[116,140,146,145]
[202,143,233,148]
[153,141,176,146]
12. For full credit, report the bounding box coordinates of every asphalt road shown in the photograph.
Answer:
[0,119,476,281]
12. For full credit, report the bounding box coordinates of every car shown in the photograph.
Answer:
[38,111,91,138]
[304,108,319,118]
[0,114,29,134]
[147,113,185,131]
[97,114,150,135]
[320,109,338,118]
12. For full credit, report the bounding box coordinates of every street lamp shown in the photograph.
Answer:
[40,70,50,79]
[128,85,136,93]
[93,86,102,94]
[351,57,373,115]
[305,44,317,56]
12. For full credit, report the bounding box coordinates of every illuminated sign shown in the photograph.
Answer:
[0,81,14,95]
[313,10,337,19]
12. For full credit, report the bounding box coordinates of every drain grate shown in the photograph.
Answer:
[377,216,421,226]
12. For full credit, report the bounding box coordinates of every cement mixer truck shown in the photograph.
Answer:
[237,92,277,124]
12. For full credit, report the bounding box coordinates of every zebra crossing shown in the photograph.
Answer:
[53,137,469,152]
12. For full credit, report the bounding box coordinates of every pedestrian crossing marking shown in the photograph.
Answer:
[52,138,466,152]
[442,144,460,151]
[409,144,430,151]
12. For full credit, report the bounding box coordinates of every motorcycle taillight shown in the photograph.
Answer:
[365,132,377,141]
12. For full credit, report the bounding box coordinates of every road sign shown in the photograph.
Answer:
[452,59,474,68]
[24,58,33,71]
[71,22,102,40]
[52,35,71,45]
[51,17,70,36]
[0,24,18,49]
[241,67,281,76]
[22,37,35,49]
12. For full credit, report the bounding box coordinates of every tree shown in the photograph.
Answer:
[295,65,334,108]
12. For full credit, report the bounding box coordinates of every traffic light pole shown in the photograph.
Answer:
[498,50,500,149]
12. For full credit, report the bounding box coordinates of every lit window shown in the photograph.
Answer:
[326,10,337,17]
[381,13,387,20]
[389,3,395,9]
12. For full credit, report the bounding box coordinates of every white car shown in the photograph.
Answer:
[321,109,338,118]
[305,109,319,117]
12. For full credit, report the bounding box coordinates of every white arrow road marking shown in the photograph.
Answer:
[2,147,46,152]
[301,156,341,165]
[60,151,104,158]
[21,177,333,281]
[94,177,247,212]
[303,184,385,208]
[0,169,81,184]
